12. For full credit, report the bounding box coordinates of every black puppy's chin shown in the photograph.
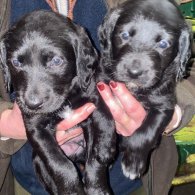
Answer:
[113,70,161,90]
[17,96,66,115]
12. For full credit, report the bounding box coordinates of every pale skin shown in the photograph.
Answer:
[0,82,179,146]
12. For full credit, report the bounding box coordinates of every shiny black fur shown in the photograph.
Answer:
[98,0,191,179]
[0,10,116,195]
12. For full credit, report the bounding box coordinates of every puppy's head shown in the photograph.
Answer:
[99,0,191,89]
[0,10,98,114]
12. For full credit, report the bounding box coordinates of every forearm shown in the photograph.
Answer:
[0,109,12,138]
[165,73,195,135]
[0,102,27,139]
[0,102,26,155]
[0,102,25,155]
[0,97,13,136]
[176,78,195,130]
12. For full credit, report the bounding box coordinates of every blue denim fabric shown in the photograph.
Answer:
[12,143,141,195]
[11,0,142,194]
[11,0,50,25]
[109,156,142,195]
[73,0,106,50]
[11,143,48,195]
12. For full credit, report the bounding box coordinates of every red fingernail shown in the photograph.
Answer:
[97,83,105,91]
[109,81,117,89]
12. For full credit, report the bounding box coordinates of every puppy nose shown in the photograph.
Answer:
[128,68,143,77]
[25,96,43,110]
[128,60,143,78]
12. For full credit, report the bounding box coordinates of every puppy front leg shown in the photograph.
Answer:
[83,110,117,195]
[121,109,174,180]
[84,159,112,195]
[24,115,85,195]
[33,154,58,193]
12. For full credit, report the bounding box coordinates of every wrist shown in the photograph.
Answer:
[164,105,182,135]
[0,109,12,138]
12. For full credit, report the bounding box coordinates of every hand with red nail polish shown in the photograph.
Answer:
[97,81,180,136]
[97,81,146,136]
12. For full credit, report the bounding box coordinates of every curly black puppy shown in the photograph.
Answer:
[98,0,191,179]
[0,10,117,195]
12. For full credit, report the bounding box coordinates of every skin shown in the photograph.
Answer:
[0,82,179,146]
[97,81,146,136]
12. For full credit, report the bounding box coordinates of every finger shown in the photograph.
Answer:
[97,82,146,135]
[164,105,182,134]
[56,127,83,145]
[97,82,138,134]
[97,82,125,117]
[109,81,146,122]
[57,103,96,131]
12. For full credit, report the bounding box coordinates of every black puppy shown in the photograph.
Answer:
[98,0,191,179]
[0,11,117,194]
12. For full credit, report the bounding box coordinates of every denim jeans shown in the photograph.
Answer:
[11,0,50,25]
[73,0,107,49]
[12,143,141,195]
[11,0,142,194]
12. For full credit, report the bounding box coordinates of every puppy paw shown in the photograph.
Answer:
[121,152,146,180]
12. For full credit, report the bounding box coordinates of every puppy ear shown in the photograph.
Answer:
[98,9,120,64]
[0,40,11,92]
[176,28,191,80]
[72,26,98,91]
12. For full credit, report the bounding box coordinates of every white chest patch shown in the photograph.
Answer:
[58,105,73,119]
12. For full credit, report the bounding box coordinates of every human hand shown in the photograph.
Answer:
[164,105,182,134]
[97,81,181,136]
[0,102,26,139]
[0,101,95,143]
[97,81,146,136]
[56,103,96,145]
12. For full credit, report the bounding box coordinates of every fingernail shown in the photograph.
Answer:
[109,81,117,89]
[97,82,105,91]
[86,104,96,113]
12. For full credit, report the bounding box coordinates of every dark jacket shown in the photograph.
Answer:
[0,1,25,194]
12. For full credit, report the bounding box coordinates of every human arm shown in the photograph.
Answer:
[0,80,189,147]
[0,102,26,139]
[0,99,26,155]
[0,101,96,143]
[0,67,26,154]
[97,81,182,136]
[0,82,185,144]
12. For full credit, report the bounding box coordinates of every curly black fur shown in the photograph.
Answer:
[0,10,116,195]
[98,0,191,179]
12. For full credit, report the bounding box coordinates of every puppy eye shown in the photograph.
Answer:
[158,40,169,49]
[121,31,130,40]
[49,56,64,67]
[11,59,22,67]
